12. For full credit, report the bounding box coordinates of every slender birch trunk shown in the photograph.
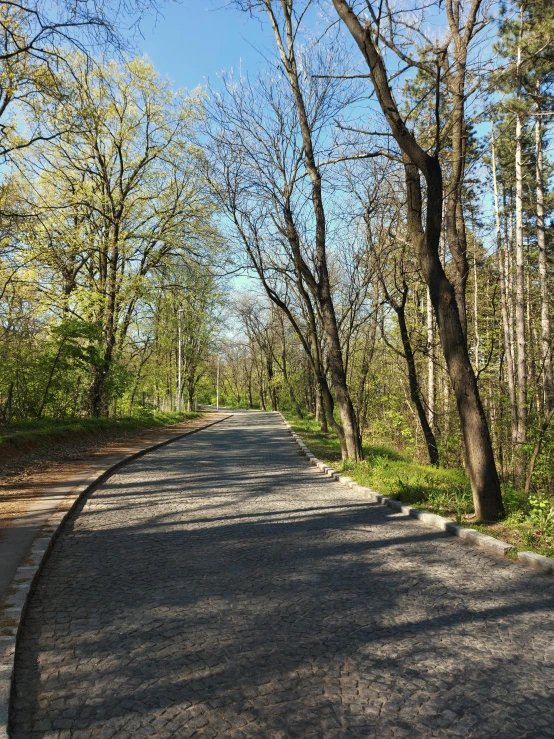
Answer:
[514,13,527,481]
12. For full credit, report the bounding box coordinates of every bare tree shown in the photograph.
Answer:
[205,37,365,458]
[230,0,364,460]
[331,0,504,520]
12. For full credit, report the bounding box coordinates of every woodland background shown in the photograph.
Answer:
[1,1,553,543]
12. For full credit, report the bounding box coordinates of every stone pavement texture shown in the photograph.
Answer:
[10,412,554,738]
[0,414,225,600]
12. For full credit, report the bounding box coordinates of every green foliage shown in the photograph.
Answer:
[0,54,223,422]
[527,495,554,537]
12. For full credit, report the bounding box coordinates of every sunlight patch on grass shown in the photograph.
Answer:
[284,412,554,560]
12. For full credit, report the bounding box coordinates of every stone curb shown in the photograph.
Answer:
[517,550,554,573]
[0,413,232,739]
[280,414,554,575]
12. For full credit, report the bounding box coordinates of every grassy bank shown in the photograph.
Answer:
[0,410,201,447]
[284,413,554,560]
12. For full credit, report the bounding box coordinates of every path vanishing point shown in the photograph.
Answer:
[10,412,554,738]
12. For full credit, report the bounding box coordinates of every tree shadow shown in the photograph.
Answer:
[10,413,554,738]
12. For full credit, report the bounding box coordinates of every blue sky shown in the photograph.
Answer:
[132,1,271,92]
[128,2,273,298]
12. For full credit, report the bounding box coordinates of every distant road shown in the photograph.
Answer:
[12,412,554,738]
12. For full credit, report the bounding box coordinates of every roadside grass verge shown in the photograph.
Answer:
[283,412,554,560]
[0,410,201,447]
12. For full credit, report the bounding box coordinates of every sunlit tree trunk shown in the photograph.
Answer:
[535,101,553,412]
[427,287,435,430]
[264,0,362,460]
[491,124,517,456]
[332,0,504,520]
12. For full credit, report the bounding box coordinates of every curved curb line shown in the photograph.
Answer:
[278,414,554,576]
[0,412,232,739]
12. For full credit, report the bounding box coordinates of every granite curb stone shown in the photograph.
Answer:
[0,412,232,738]
[279,413,554,575]
[518,550,554,573]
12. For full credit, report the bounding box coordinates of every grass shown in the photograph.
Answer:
[0,410,201,446]
[283,412,554,560]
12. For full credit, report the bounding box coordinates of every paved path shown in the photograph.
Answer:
[0,414,225,600]
[11,412,554,738]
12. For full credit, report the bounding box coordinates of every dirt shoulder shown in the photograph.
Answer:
[0,414,213,533]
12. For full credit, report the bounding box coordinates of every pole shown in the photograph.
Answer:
[177,309,182,414]
[216,354,220,411]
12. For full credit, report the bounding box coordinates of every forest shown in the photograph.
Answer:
[1,1,553,550]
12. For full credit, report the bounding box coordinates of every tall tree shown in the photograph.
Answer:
[18,56,217,415]
[205,36,366,458]
[233,0,363,460]
[331,0,504,520]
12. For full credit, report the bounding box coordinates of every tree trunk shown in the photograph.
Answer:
[247,369,253,409]
[0,382,13,423]
[281,344,303,418]
[257,363,266,410]
[446,103,469,339]
[265,0,362,461]
[266,357,278,411]
[315,382,328,432]
[90,360,111,417]
[319,298,363,459]
[492,125,517,453]
[536,104,553,412]
[472,238,480,370]
[514,87,527,481]
[37,340,66,419]
[427,287,435,429]
[442,1,478,340]
[395,296,439,465]
[524,405,554,495]
[332,0,504,520]
[404,157,503,518]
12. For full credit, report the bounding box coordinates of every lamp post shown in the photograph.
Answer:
[177,308,183,414]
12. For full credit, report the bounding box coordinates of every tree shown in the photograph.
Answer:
[0,0,160,157]
[494,0,554,481]
[15,55,218,415]
[331,0,504,520]
[231,0,364,460]
[205,43,365,457]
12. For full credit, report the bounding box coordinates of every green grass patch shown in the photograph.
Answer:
[0,410,201,446]
[284,412,554,560]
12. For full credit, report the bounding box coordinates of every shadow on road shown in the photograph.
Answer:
[11,413,554,738]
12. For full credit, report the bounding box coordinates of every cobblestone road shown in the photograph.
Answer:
[11,412,554,738]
